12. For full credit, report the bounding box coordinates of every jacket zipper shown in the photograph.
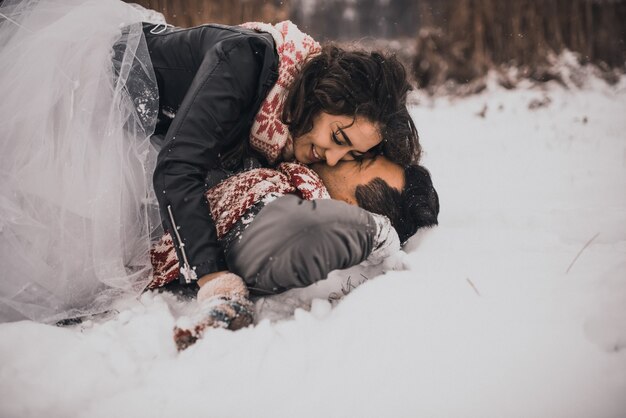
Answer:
[167,205,197,283]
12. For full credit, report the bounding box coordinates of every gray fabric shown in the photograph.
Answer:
[225,195,377,295]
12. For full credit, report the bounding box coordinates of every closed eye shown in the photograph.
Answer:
[331,130,345,146]
[334,127,372,161]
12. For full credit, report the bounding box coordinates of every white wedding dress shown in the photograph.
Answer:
[0,0,165,323]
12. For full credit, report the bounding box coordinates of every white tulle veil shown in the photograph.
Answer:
[0,0,164,323]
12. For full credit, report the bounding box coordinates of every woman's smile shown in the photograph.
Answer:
[311,145,323,162]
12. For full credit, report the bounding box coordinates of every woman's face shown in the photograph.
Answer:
[293,113,381,166]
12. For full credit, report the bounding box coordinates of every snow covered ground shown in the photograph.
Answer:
[1,75,625,418]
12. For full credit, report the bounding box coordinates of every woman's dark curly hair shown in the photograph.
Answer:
[281,45,421,166]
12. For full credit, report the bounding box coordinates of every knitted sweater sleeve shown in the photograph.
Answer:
[153,33,275,282]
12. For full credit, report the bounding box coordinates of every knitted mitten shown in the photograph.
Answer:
[173,273,254,351]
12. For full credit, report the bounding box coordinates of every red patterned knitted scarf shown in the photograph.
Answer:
[240,21,321,164]
[148,163,330,289]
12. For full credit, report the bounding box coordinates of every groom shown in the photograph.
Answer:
[226,157,439,293]
[150,156,439,349]
[151,157,438,293]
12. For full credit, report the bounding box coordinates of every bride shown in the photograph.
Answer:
[0,0,421,323]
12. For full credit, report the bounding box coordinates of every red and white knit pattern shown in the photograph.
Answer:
[206,168,293,238]
[149,232,179,289]
[277,162,330,201]
[240,21,321,164]
[148,163,329,289]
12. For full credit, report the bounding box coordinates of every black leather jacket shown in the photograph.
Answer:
[143,23,279,282]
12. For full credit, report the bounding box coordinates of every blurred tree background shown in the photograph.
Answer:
[128,0,290,26]
[129,0,626,90]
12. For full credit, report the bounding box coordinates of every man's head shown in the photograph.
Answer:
[311,156,439,243]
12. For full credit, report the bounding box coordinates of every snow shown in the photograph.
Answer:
[2,76,626,417]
